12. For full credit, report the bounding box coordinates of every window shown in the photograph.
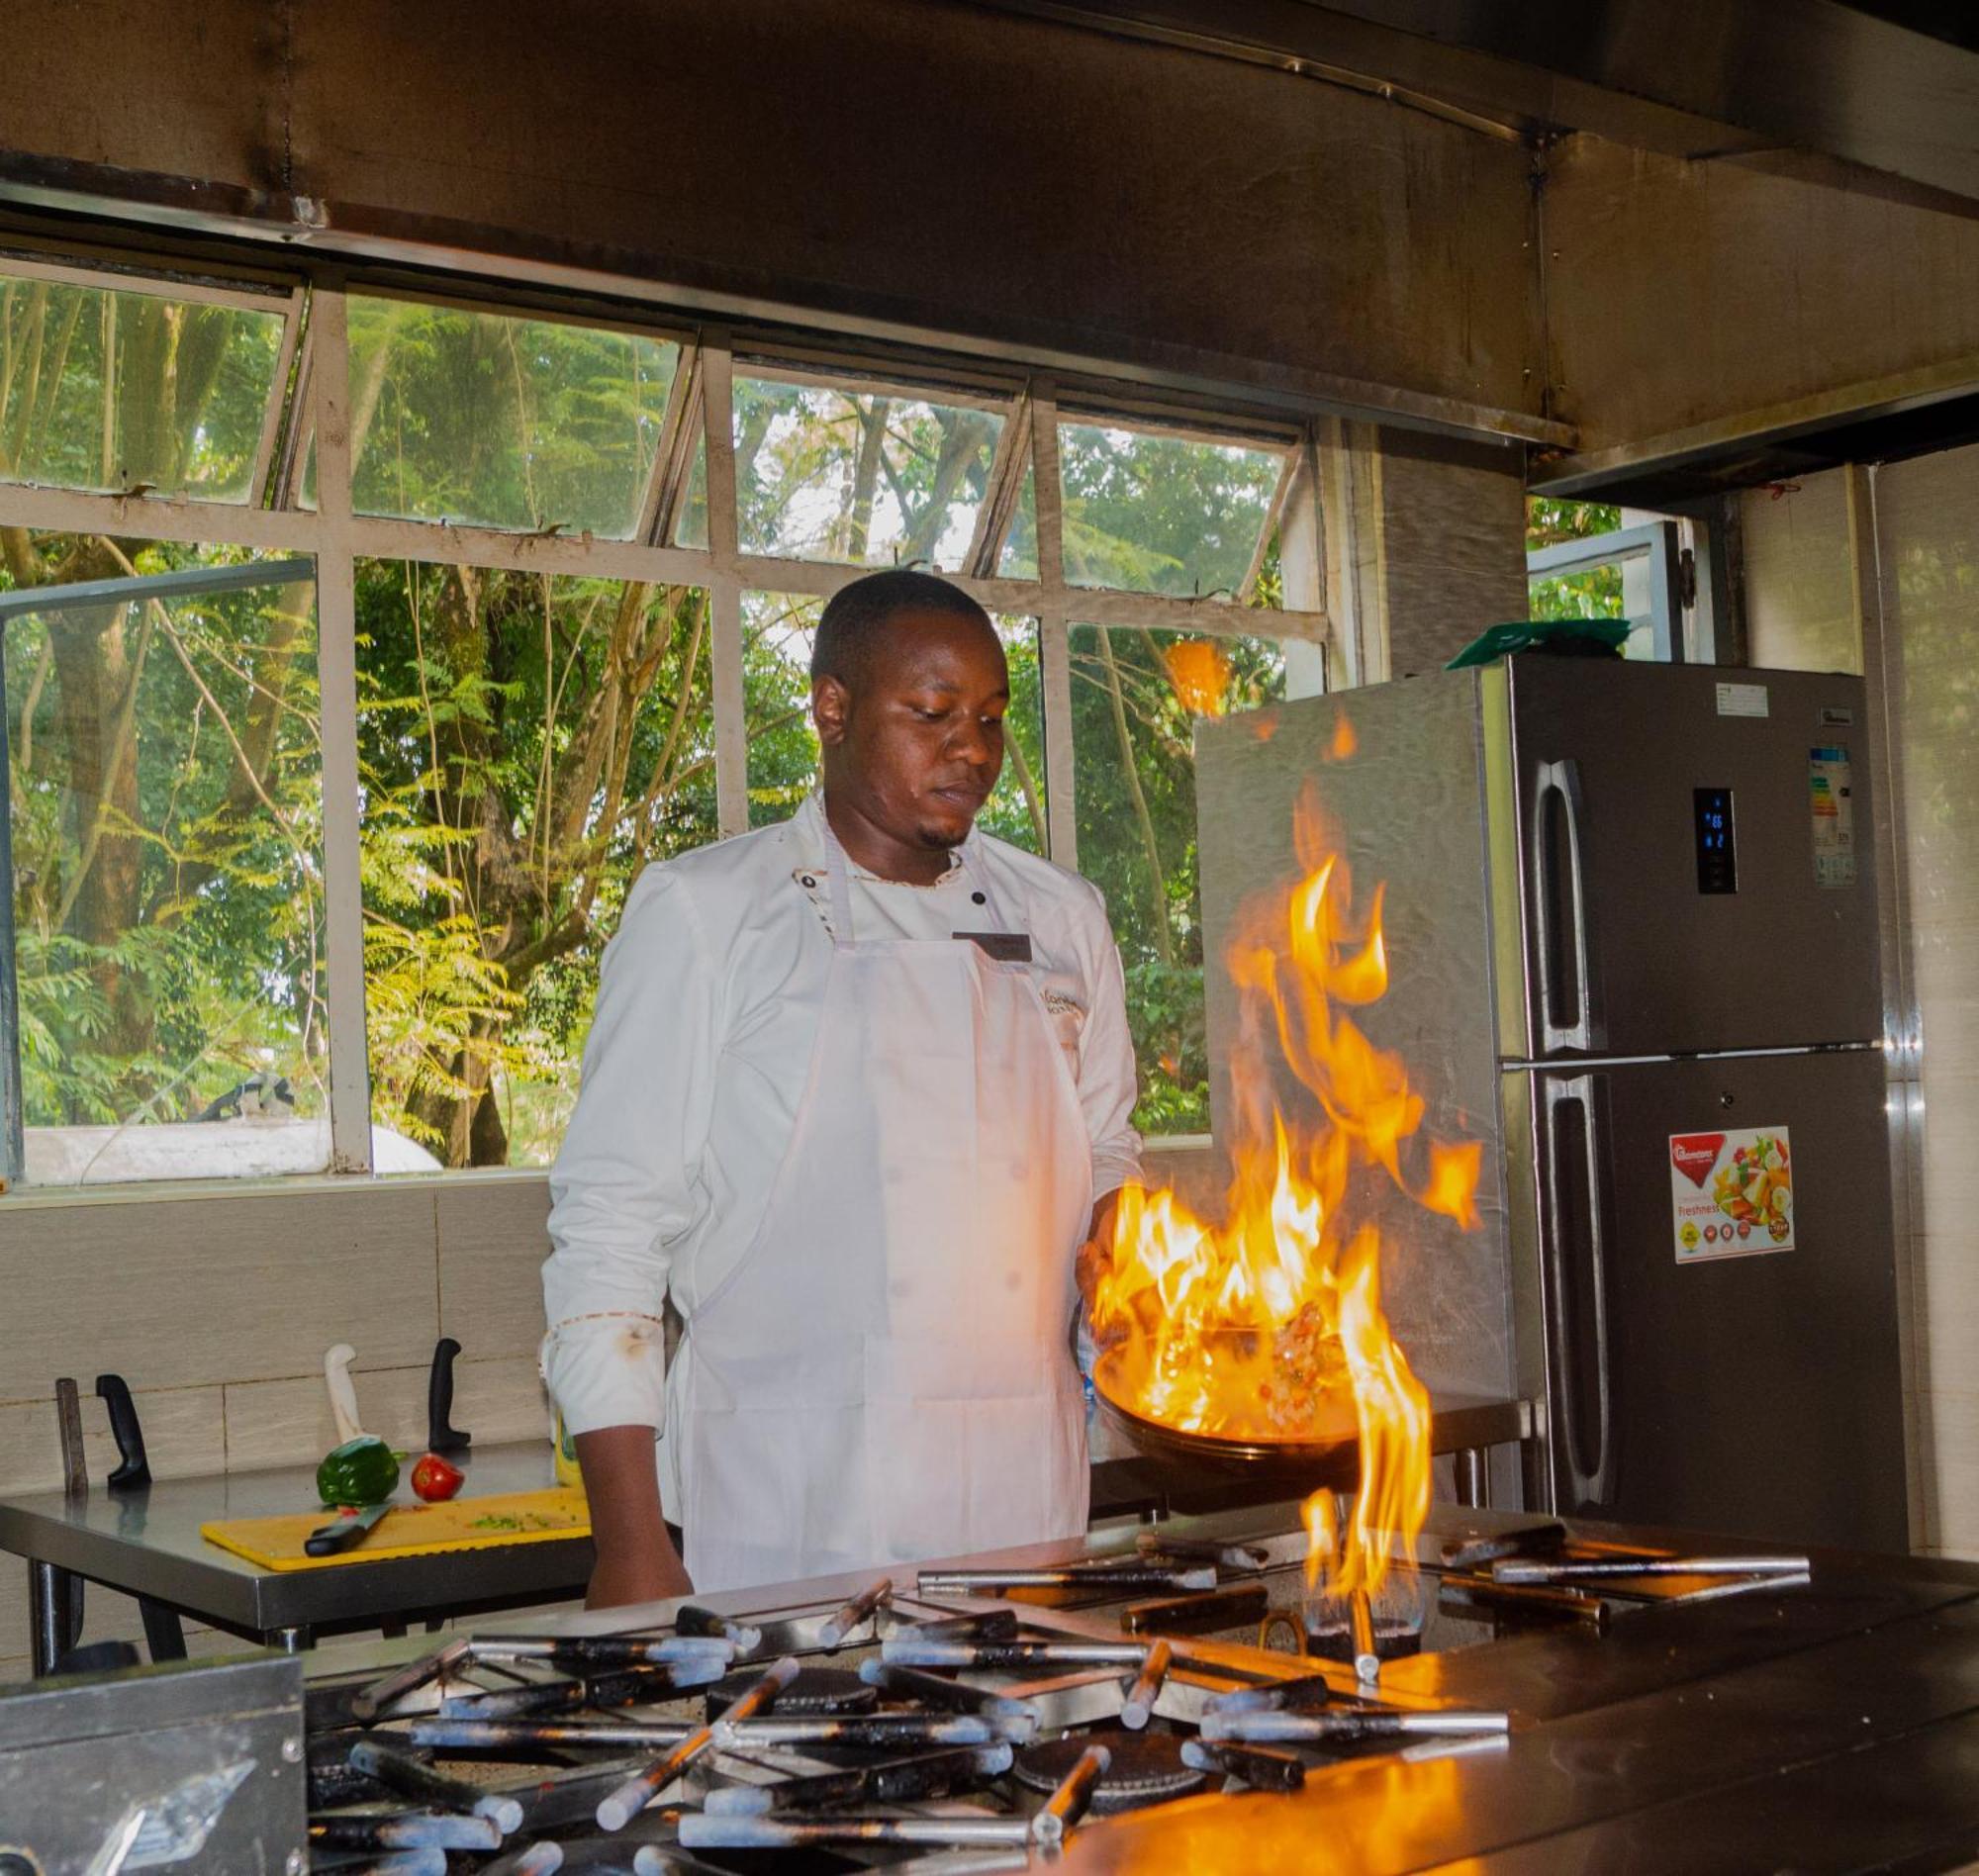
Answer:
[743,592,1046,853]
[310,299,683,537]
[356,561,715,1168]
[0,261,295,503]
[734,372,1006,571]
[1069,624,1288,1134]
[1525,498,1686,662]
[2,543,327,1183]
[0,258,1334,1185]
[1059,420,1286,602]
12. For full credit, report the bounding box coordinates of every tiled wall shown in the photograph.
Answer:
[1740,462,1979,1556]
[0,1172,559,1684]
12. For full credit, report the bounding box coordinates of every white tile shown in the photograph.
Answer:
[0,1183,440,1398]
[437,1175,553,1360]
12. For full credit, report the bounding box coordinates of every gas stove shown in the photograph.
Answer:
[294,1499,1907,1874]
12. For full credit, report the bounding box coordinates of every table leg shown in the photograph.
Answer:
[30,1559,59,1676]
[29,1560,83,1674]
[1456,1447,1492,1510]
[140,1599,187,1662]
[268,1625,314,1653]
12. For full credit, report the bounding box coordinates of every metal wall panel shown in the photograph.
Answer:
[0,0,1549,437]
[1545,133,1979,466]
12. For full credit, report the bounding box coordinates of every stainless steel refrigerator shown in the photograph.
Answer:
[1195,656,1909,1552]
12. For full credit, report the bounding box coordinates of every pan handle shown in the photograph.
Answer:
[1543,1074,1615,1509]
[1531,759,1597,1053]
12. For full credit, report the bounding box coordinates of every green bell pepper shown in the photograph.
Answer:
[316,1435,401,1507]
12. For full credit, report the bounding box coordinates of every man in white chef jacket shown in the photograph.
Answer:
[542,569,1143,1606]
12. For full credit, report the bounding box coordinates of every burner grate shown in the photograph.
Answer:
[706,1665,878,1719]
[1011,1733,1207,1811]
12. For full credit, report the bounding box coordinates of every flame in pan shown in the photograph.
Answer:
[1093,775,1481,1598]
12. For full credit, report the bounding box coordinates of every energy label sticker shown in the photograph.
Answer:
[1810,746,1857,888]
[1670,1127,1796,1264]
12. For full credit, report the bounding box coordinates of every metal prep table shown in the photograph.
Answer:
[0,1443,593,1670]
[1,1396,1531,1674]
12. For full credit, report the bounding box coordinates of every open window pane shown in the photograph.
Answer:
[743,594,1045,850]
[672,430,709,549]
[1069,624,1287,1134]
[0,268,287,502]
[356,561,715,1168]
[734,375,1005,571]
[1059,421,1284,601]
[997,459,1039,581]
[4,541,326,1183]
[342,299,680,537]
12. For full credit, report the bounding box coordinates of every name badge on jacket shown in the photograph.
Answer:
[954,931,1033,964]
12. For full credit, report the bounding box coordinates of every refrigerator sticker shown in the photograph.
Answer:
[1809,747,1857,888]
[1715,681,1770,718]
[1670,1127,1796,1263]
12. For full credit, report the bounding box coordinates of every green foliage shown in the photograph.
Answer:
[343,298,678,536]
[1068,625,1284,1133]
[1525,495,1626,619]
[3,541,325,1137]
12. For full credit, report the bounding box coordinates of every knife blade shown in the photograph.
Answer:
[306,1502,394,1556]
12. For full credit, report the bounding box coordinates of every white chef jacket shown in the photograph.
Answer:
[541,794,1143,1516]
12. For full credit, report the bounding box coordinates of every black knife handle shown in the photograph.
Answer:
[94,1373,151,1491]
[426,1338,471,1455]
[305,1512,379,1557]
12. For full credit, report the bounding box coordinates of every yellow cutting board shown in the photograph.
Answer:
[200,1486,590,1571]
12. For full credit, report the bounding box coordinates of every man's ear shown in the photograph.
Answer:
[813,674,852,748]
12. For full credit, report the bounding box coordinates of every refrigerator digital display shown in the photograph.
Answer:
[1694,787,1737,893]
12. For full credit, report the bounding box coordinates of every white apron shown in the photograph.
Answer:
[675,823,1093,1593]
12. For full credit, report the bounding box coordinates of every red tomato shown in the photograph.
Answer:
[411,1453,464,1502]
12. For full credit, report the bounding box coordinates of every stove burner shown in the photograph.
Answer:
[706,1666,877,1719]
[1303,1617,1421,1665]
[1011,1734,1206,1811]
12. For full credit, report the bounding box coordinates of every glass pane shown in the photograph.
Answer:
[672,430,709,549]
[734,375,1004,571]
[981,616,1047,856]
[0,269,286,502]
[997,459,1038,581]
[356,561,715,1168]
[4,542,327,1183]
[743,591,824,831]
[1528,564,1658,659]
[343,299,679,537]
[1059,422,1283,601]
[1069,624,1287,1135]
[743,596,1046,850]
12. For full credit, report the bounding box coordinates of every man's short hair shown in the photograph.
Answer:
[811,570,994,688]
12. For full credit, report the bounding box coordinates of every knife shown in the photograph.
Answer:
[305,1502,394,1557]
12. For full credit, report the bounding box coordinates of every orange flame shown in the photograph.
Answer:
[1161,638,1232,716]
[1094,770,1481,1599]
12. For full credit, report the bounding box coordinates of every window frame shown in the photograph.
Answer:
[0,257,1331,1189]
[1526,518,1686,663]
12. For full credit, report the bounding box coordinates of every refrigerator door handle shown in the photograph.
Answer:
[1544,1073,1616,1509]
[1531,758,1598,1052]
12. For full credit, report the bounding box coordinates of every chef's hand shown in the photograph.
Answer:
[1076,1191,1127,1351]
[574,1425,695,1609]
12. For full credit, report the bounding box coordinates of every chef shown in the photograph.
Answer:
[542,569,1142,1606]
